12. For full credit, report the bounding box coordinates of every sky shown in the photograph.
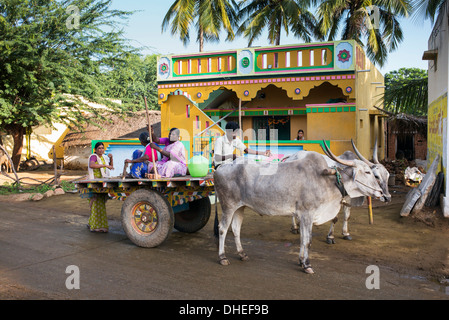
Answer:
[109,0,434,76]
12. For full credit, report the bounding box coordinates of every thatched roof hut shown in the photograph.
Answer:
[62,110,161,148]
[62,110,161,169]
[375,106,427,137]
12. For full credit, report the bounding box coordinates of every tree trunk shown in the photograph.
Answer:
[199,27,204,52]
[274,22,281,68]
[6,124,25,171]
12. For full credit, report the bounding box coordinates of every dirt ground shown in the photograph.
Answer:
[1,169,449,299]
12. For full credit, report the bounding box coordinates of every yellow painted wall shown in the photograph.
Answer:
[160,94,224,158]
[307,111,356,155]
[354,44,386,160]
[2,122,68,163]
[158,77,356,106]
[428,93,447,174]
[290,116,307,139]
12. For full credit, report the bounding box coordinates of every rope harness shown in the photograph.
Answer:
[332,166,347,199]
[333,165,381,206]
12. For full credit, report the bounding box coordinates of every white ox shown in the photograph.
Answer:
[213,143,388,274]
[285,140,391,243]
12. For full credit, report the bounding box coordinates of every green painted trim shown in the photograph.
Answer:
[245,140,330,149]
[306,106,356,114]
[254,45,335,73]
[204,109,307,117]
[91,139,140,152]
[244,140,329,144]
[172,53,237,78]
[173,52,237,60]
[91,139,191,155]
[172,69,237,78]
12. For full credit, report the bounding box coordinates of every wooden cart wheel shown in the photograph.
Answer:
[174,197,211,233]
[121,189,174,248]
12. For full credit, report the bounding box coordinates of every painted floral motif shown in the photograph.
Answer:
[159,63,169,74]
[337,49,351,63]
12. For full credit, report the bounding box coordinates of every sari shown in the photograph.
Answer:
[148,138,187,178]
[130,144,158,179]
[87,154,109,232]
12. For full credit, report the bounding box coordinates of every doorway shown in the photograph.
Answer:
[253,116,291,141]
[396,135,414,160]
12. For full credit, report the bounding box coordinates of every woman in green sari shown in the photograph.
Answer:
[87,142,114,233]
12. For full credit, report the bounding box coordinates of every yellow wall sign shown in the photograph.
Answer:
[427,93,447,174]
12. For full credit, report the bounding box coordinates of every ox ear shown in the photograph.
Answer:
[351,139,374,166]
[373,137,380,164]
[321,140,355,167]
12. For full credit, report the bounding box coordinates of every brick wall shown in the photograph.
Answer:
[386,130,427,160]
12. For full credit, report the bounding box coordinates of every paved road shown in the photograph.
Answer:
[0,194,448,307]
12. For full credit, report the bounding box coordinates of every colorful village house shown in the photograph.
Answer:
[157,39,386,162]
[423,1,449,217]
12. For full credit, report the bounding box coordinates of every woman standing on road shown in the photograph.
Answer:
[87,142,114,233]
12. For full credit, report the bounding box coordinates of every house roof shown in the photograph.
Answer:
[375,106,427,136]
[62,110,161,147]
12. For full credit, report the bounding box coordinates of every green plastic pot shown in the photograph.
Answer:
[188,155,210,177]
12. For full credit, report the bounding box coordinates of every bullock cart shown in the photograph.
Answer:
[75,175,214,247]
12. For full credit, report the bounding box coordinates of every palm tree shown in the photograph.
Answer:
[412,0,447,23]
[316,0,412,67]
[382,68,428,116]
[237,0,320,47]
[162,0,239,52]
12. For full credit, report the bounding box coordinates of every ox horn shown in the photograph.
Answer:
[351,139,374,166]
[321,140,355,167]
[373,137,380,164]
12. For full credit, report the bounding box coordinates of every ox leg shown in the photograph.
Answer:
[326,217,338,244]
[298,214,314,274]
[342,206,352,240]
[291,216,299,234]
[231,208,249,261]
[218,208,235,266]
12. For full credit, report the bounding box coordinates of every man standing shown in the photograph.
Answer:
[213,121,271,169]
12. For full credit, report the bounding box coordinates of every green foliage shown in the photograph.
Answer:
[383,67,428,116]
[0,0,137,133]
[316,0,412,67]
[412,0,447,24]
[102,54,158,110]
[237,0,319,46]
[0,180,76,195]
[162,0,239,51]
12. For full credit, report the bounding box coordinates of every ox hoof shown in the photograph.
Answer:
[326,237,336,244]
[219,258,230,266]
[343,235,352,241]
[239,253,249,261]
[291,228,299,234]
[304,267,314,274]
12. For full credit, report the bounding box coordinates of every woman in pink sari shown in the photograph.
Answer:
[149,128,187,177]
